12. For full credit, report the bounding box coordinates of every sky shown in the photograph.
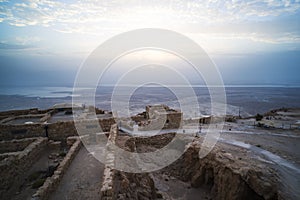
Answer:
[0,0,299,86]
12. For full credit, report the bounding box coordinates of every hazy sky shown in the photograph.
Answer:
[0,0,299,86]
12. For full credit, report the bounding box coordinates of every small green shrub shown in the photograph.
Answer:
[32,178,46,189]
[28,171,42,182]
[255,114,263,121]
[59,151,66,157]
[226,117,236,122]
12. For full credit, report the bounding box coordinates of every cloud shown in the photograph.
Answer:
[0,0,299,54]
[0,42,34,49]
[0,0,299,29]
[223,0,300,18]
[15,36,40,45]
[195,32,300,44]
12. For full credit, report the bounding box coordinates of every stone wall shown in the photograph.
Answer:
[47,121,77,140]
[164,112,182,129]
[139,118,166,131]
[183,116,212,125]
[131,115,146,123]
[32,137,81,200]
[113,171,156,200]
[100,124,118,200]
[127,133,175,152]
[0,137,36,153]
[100,124,158,200]
[0,123,45,140]
[0,114,46,124]
[99,118,116,133]
[144,105,183,130]
[0,118,115,141]
[0,108,40,117]
[0,108,52,121]
[40,113,52,122]
[0,137,48,199]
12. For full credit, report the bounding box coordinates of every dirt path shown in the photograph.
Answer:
[49,147,104,200]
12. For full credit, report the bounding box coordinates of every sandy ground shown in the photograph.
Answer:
[49,147,104,200]
[220,121,300,166]
[152,172,212,200]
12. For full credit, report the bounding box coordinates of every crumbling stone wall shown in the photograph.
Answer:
[0,118,115,141]
[114,171,157,200]
[126,133,175,152]
[131,115,146,123]
[0,137,48,199]
[0,108,45,117]
[100,125,158,200]
[0,114,46,124]
[100,124,118,200]
[0,137,36,153]
[0,123,45,140]
[139,118,167,131]
[108,129,159,199]
[164,112,182,129]
[99,118,116,132]
[32,137,81,200]
[144,105,183,130]
[47,121,77,140]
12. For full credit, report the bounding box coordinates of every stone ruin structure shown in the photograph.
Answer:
[100,125,280,200]
[120,105,183,132]
[0,105,114,199]
[145,104,182,129]
[0,104,287,199]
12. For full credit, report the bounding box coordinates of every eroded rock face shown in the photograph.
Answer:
[163,141,278,200]
[114,171,156,200]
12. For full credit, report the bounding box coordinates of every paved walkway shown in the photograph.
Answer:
[49,147,104,200]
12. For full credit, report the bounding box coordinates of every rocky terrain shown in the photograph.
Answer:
[112,132,283,200]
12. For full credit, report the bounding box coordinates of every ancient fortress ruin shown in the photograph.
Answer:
[0,104,283,199]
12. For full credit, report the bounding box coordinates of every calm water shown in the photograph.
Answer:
[0,86,299,117]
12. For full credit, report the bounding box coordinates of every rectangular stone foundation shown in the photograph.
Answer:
[0,137,48,199]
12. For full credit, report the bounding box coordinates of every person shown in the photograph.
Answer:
[195,125,201,137]
[44,124,49,138]
[199,125,202,133]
